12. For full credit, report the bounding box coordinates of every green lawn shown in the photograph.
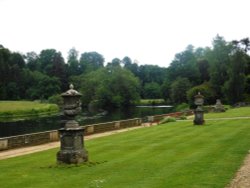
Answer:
[0,101,59,122]
[1,108,250,187]
[138,99,165,105]
[206,106,250,119]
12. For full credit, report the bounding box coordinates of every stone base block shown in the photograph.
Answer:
[193,119,205,125]
[57,149,88,164]
[57,127,88,164]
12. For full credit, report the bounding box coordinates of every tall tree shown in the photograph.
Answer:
[143,82,161,99]
[106,58,122,69]
[9,52,25,69]
[26,51,39,71]
[67,48,80,75]
[170,77,191,104]
[79,52,104,73]
[240,38,250,52]
[167,45,200,85]
[123,57,139,77]
[138,65,166,85]
[197,59,210,82]
[161,79,171,102]
[207,35,232,98]
[75,67,140,108]
[26,71,61,99]
[0,47,11,99]
[223,47,247,104]
[39,49,67,90]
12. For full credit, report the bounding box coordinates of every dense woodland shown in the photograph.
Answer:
[1,35,250,108]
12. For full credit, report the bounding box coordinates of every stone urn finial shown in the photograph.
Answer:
[194,92,204,106]
[61,84,82,128]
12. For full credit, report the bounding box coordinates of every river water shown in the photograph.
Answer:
[0,106,173,138]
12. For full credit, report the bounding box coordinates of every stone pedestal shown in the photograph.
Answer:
[193,106,204,125]
[214,99,225,112]
[57,84,88,164]
[193,92,205,125]
[57,127,88,164]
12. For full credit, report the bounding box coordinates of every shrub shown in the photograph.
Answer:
[48,94,63,107]
[159,116,176,124]
[187,82,216,107]
[178,116,187,120]
[175,103,190,112]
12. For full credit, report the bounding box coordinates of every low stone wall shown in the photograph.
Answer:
[0,131,59,150]
[85,118,142,135]
[0,118,142,151]
[147,110,194,123]
[0,110,190,151]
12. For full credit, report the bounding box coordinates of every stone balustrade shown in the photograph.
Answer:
[0,118,141,151]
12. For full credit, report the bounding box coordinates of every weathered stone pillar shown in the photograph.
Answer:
[193,92,205,125]
[214,99,225,112]
[57,84,88,164]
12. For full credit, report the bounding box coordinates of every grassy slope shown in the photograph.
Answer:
[206,106,250,119]
[0,101,59,121]
[1,109,250,187]
[138,99,165,105]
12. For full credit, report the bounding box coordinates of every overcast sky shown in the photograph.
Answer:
[0,0,249,67]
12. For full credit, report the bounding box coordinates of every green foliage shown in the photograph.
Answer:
[39,49,68,90]
[76,67,140,108]
[67,48,80,76]
[178,115,187,120]
[170,77,191,104]
[245,75,250,94]
[79,51,104,73]
[197,59,210,82]
[187,82,216,106]
[143,82,161,99]
[207,35,232,98]
[123,56,139,76]
[26,51,39,71]
[159,116,176,124]
[48,94,63,106]
[138,65,166,85]
[223,49,247,104]
[175,102,190,112]
[1,35,250,107]
[167,45,201,85]
[161,79,171,102]
[26,72,61,100]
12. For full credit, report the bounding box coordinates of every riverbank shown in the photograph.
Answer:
[0,101,59,122]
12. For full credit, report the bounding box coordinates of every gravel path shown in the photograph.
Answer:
[0,125,147,160]
[226,152,250,188]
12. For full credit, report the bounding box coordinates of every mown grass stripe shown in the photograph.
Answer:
[1,115,250,187]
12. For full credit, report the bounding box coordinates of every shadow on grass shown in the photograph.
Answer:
[40,160,108,169]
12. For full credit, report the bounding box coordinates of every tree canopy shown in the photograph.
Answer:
[1,35,250,108]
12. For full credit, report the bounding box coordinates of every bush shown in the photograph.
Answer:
[48,94,63,107]
[175,103,190,112]
[178,116,187,120]
[159,116,176,124]
[187,82,216,107]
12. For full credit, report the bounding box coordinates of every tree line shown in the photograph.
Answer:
[1,35,250,108]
